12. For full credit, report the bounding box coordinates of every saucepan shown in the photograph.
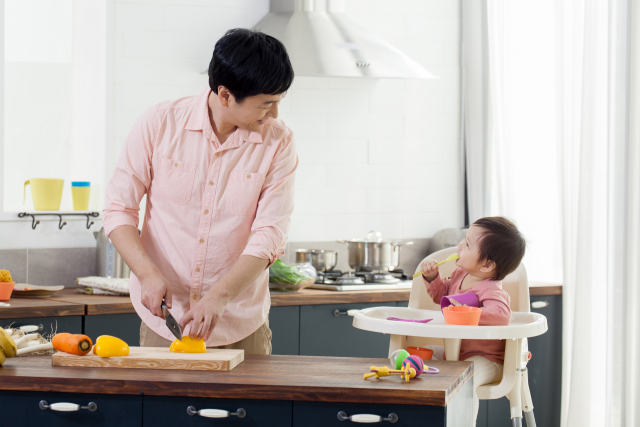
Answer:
[337,231,413,271]
[295,249,338,272]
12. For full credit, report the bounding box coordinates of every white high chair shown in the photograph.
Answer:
[388,247,537,427]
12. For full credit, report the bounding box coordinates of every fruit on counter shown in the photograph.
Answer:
[92,335,129,358]
[52,333,93,356]
[0,328,18,358]
[169,336,206,353]
[0,346,5,366]
[0,270,12,282]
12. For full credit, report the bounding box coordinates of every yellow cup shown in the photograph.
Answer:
[23,179,64,211]
[71,182,91,211]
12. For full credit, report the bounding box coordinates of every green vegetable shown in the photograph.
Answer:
[269,259,313,285]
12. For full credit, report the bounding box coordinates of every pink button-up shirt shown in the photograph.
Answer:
[103,88,297,346]
[424,268,511,364]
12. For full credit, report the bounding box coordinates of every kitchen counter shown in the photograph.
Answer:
[0,295,85,319]
[0,354,471,406]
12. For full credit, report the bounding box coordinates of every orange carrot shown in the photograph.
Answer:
[52,333,93,356]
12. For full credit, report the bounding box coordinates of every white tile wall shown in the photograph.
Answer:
[112,0,463,243]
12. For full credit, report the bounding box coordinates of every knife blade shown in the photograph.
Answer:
[161,301,182,341]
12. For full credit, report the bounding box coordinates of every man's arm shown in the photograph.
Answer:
[109,225,172,319]
[180,255,269,340]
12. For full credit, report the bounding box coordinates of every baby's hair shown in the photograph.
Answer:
[473,217,526,281]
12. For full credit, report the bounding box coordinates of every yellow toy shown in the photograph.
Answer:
[364,364,417,383]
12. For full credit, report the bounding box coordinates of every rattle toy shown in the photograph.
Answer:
[389,348,410,369]
[364,364,417,383]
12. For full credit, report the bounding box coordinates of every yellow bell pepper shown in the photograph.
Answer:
[169,336,206,353]
[92,335,129,358]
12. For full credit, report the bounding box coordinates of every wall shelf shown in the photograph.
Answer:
[18,212,100,230]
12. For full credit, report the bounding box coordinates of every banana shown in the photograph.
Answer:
[0,347,5,366]
[0,328,17,358]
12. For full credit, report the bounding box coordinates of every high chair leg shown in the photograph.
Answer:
[520,368,536,427]
[508,368,523,420]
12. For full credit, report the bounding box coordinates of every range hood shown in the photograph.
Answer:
[251,0,437,79]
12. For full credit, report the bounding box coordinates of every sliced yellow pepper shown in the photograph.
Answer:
[169,336,206,353]
[92,335,129,358]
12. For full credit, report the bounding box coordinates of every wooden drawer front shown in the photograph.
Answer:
[300,302,396,358]
[143,396,292,427]
[0,390,142,427]
[84,313,142,347]
[269,306,300,355]
[293,401,444,427]
[0,316,82,336]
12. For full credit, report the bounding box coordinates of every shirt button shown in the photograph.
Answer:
[174,162,179,167]
[204,209,209,214]
[195,267,200,272]
[209,181,214,186]
[199,238,204,243]
[246,174,252,179]
[215,152,221,157]
[192,295,198,300]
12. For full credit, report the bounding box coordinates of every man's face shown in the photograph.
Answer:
[229,92,285,132]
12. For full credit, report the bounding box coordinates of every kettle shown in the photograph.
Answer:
[94,227,132,278]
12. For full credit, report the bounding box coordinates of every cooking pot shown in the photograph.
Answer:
[337,231,413,271]
[295,249,338,272]
[94,227,132,278]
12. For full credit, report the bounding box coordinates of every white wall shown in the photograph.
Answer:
[112,0,463,242]
[0,0,462,248]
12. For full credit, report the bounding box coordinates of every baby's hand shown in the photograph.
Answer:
[418,259,439,282]
[449,298,467,307]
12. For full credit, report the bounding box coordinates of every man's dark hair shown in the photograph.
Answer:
[209,28,294,103]
[473,216,526,281]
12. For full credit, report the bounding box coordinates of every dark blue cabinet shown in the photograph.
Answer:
[0,390,142,427]
[269,306,300,355]
[144,396,292,427]
[299,302,397,358]
[487,295,562,427]
[0,315,82,336]
[84,313,142,346]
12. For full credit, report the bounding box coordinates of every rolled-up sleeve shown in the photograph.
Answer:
[242,130,297,266]
[103,106,158,237]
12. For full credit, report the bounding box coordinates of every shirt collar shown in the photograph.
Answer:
[185,88,264,145]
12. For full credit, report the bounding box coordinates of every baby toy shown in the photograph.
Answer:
[364,364,417,383]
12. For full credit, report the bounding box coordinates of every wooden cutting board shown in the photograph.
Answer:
[52,347,244,371]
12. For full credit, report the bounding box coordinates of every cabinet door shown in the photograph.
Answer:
[144,396,292,427]
[84,313,142,347]
[0,316,82,336]
[269,306,300,355]
[487,295,562,427]
[293,401,444,427]
[0,390,142,427]
[300,302,396,358]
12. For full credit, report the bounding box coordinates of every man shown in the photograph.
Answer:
[103,29,296,354]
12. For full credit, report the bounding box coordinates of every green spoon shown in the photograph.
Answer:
[412,253,460,278]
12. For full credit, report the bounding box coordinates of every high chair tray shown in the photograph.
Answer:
[353,307,547,340]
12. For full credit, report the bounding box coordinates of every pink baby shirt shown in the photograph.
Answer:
[424,267,511,364]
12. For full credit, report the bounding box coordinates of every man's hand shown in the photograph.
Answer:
[180,292,229,341]
[139,271,173,319]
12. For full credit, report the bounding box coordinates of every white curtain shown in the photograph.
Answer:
[557,0,640,426]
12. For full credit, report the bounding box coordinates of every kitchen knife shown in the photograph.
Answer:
[161,301,182,341]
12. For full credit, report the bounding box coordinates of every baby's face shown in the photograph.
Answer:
[456,225,486,275]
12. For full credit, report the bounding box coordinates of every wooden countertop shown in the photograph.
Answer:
[0,295,85,319]
[1,284,561,318]
[0,354,472,407]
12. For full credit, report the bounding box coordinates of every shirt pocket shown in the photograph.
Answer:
[154,156,197,205]
[225,170,267,216]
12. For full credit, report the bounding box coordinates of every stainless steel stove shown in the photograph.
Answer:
[308,269,414,291]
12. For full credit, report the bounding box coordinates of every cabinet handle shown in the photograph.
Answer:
[337,411,398,423]
[19,324,43,333]
[531,301,549,309]
[39,401,97,412]
[333,309,360,317]
[187,406,246,418]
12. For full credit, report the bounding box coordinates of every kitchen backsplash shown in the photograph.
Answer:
[0,239,437,287]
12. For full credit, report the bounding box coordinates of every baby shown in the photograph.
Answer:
[418,216,526,426]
